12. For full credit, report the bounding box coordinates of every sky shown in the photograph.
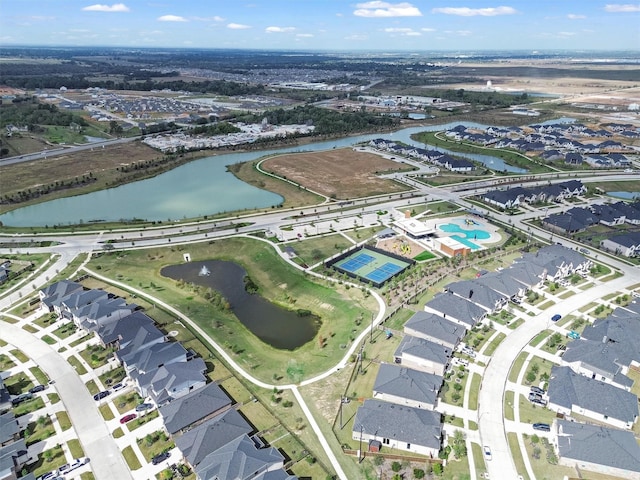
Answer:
[1,1,639,51]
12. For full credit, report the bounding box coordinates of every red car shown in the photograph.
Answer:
[119,413,137,424]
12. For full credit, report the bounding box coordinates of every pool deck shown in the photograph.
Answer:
[413,215,502,252]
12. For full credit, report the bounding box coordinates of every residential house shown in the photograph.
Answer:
[475,271,526,300]
[159,382,232,436]
[556,419,640,480]
[0,262,9,284]
[0,439,29,480]
[58,289,109,318]
[123,341,188,374]
[0,413,19,447]
[175,408,253,469]
[501,262,545,291]
[352,399,442,457]
[600,232,640,257]
[445,280,508,313]
[424,292,486,330]
[591,203,626,226]
[96,311,161,349]
[481,190,522,210]
[393,336,450,376]
[144,358,207,405]
[547,366,638,430]
[39,280,84,313]
[564,153,583,165]
[515,245,590,281]
[0,379,10,414]
[403,311,465,350]
[195,435,290,480]
[72,297,138,331]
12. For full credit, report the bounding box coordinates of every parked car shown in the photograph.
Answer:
[533,423,551,432]
[461,346,476,358]
[120,413,137,424]
[531,398,547,407]
[483,445,492,461]
[36,472,57,480]
[93,390,110,401]
[135,403,154,412]
[58,457,89,475]
[567,331,580,340]
[528,392,542,402]
[579,248,590,255]
[112,382,125,391]
[530,386,545,395]
[11,392,33,406]
[551,314,562,322]
[29,384,46,393]
[151,451,171,465]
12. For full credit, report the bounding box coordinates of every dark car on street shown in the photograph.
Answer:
[93,390,111,401]
[29,384,46,393]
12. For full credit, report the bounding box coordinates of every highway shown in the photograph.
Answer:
[0,156,638,480]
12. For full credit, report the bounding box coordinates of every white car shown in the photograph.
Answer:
[483,445,492,461]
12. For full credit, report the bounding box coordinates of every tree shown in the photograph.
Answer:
[413,468,425,479]
[391,461,402,472]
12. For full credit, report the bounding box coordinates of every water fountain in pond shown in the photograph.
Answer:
[198,265,211,276]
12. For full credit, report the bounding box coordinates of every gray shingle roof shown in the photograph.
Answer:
[176,408,253,467]
[97,310,156,345]
[0,412,18,445]
[557,419,640,473]
[445,280,508,312]
[195,435,284,480]
[548,366,638,424]
[404,311,465,346]
[149,357,207,405]
[425,292,485,328]
[394,335,451,366]
[122,341,187,374]
[373,364,442,406]
[160,382,232,435]
[353,399,442,450]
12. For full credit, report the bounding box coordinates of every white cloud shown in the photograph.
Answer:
[445,30,472,36]
[296,33,314,38]
[265,26,296,33]
[421,27,436,32]
[432,6,517,16]
[558,31,576,36]
[354,1,422,18]
[383,27,413,32]
[227,23,251,29]
[192,16,225,22]
[604,4,640,12]
[82,3,129,12]
[157,15,187,22]
[567,14,586,19]
[345,34,369,40]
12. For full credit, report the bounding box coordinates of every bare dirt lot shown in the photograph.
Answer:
[261,148,413,200]
[0,141,162,196]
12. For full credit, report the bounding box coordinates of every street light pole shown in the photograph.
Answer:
[359,424,364,463]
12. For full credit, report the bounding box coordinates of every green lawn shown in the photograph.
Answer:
[99,404,114,421]
[483,332,506,356]
[468,373,481,411]
[29,366,49,385]
[67,355,88,375]
[9,348,28,363]
[85,379,99,396]
[51,321,78,339]
[137,430,175,462]
[86,237,378,384]
[0,354,16,370]
[24,416,56,446]
[122,445,142,470]
[517,394,557,425]
[507,432,531,480]
[32,444,66,478]
[114,392,144,414]
[56,411,72,431]
[128,410,159,431]
[22,324,38,333]
[281,233,352,265]
[504,390,515,421]
[3,372,34,395]
[68,438,85,458]
[79,344,115,369]
[508,352,528,383]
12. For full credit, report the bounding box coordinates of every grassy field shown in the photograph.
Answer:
[230,157,323,209]
[282,233,353,265]
[260,148,413,200]
[86,237,378,384]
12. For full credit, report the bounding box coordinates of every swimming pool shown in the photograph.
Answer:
[439,223,490,250]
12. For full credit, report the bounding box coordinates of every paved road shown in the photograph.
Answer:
[1,323,133,480]
[478,274,636,480]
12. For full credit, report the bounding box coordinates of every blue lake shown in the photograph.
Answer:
[1,120,534,227]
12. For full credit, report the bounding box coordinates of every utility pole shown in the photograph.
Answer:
[370,313,374,343]
[359,341,365,375]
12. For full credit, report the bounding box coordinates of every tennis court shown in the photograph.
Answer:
[332,247,412,287]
